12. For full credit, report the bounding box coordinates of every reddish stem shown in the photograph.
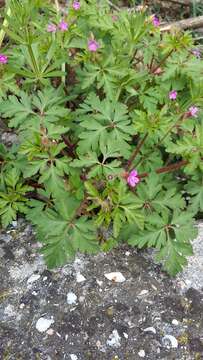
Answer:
[126,133,148,170]
[61,135,77,158]
[152,49,174,74]
[139,159,190,178]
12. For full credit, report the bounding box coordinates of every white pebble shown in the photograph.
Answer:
[46,328,54,335]
[123,332,128,339]
[4,304,16,317]
[27,274,40,284]
[36,317,54,333]
[138,290,149,296]
[67,292,77,305]
[172,319,179,326]
[104,272,126,283]
[138,349,145,357]
[163,334,178,348]
[107,329,121,348]
[70,355,78,360]
[96,279,103,286]
[76,273,86,283]
[143,326,156,334]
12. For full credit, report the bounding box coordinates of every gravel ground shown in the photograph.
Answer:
[0,220,203,360]
[176,222,203,293]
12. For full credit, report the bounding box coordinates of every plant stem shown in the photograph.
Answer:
[149,54,155,71]
[27,43,39,74]
[139,157,203,178]
[62,62,66,85]
[126,133,148,170]
[55,0,60,13]
[139,159,189,178]
[25,191,50,203]
[136,113,187,168]
[54,0,66,85]
[152,49,174,74]
[61,135,77,158]
[0,5,11,48]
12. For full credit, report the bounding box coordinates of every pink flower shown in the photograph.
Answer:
[73,1,80,10]
[169,90,177,100]
[58,21,68,31]
[152,15,160,27]
[127,169,140,188]
[88,39,100,52]
[0,54,8,64]
[188,106,199,118]
[112,15,118,22]
[47,23,57,32]
[191,48,201,59]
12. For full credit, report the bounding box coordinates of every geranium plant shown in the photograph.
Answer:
[0,0,203,275]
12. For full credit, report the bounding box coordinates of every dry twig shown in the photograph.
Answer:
[161,15,203,32]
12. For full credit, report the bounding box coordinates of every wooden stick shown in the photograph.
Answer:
[160,0,199,5]
[161,15,203,32]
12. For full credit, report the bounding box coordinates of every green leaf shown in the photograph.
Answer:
[128,210,197,275]
[185,176,203,212]
[28,196,99,268]
[5,168,20,189]
[0,204,16,228]
[136,174,185,215]
[76,94,133,158]
[0,88,69,131]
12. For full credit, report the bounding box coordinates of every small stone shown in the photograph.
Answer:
[4,304,16,317]
[70,355,78,360]
[138,290,149,296]
[19,303,25,309]
[96,340,102,349]
[125,251,130,256]
[36,317,54,333]
[172,319,179,326]
[46,328,54,335]
[138,349,145,357]
[12,221,18,228]
[76,273,86,283]
[143,326,156,334]
[27,274,41,284]
[67,292,77,305]
[123,332,128,339]
[104,272,126,283]
[96,279,103,286]
[79,296,85,303]
[107,329,121,348]
[162,334,178,348]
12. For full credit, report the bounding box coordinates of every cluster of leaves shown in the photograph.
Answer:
[0,0,203,275]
